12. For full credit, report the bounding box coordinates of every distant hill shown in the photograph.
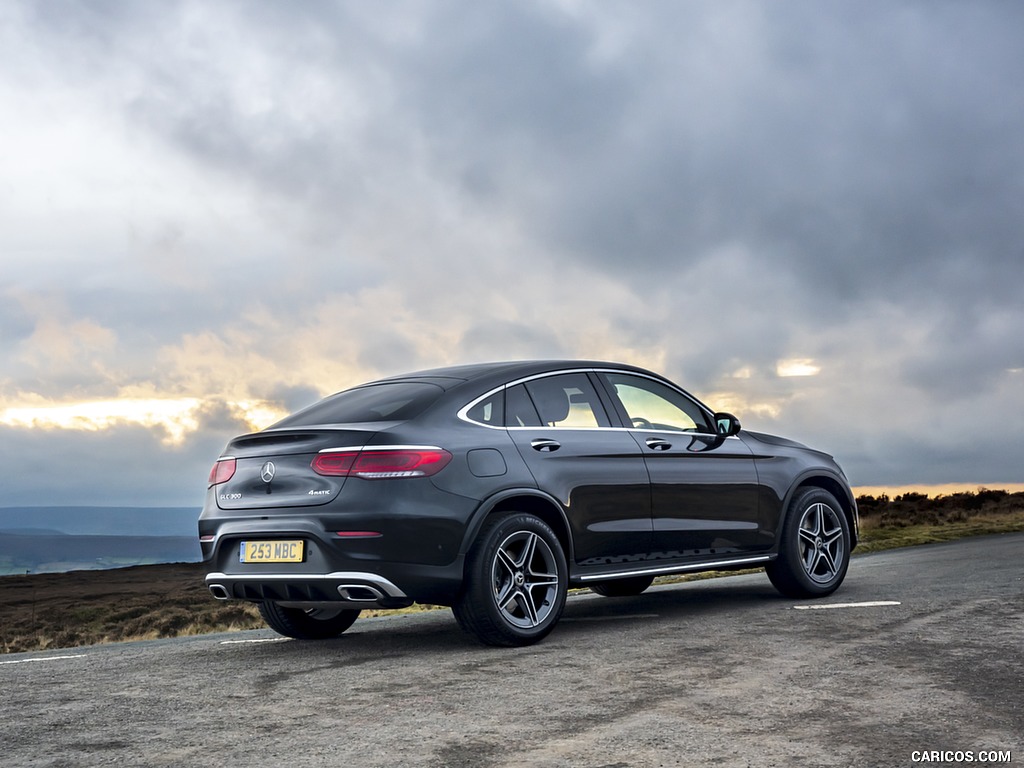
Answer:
[0,507,202,575]
[0,507,199,538]
[0,531,201,575]
[0,528,66,536]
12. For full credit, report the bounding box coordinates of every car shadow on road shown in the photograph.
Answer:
[237,574,794,659]
[557,576,790,626]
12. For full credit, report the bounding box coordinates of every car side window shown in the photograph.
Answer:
[523,373,611,428]
[465,391,504,426]
[504,384,542,427]
[602,373,712,433]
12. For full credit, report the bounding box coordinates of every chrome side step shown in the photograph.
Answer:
[577,554,772,582]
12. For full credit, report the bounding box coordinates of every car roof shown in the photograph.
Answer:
[372,359,657,388]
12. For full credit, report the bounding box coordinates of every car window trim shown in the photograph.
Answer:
[457,368,719,434]
[594,370,714,434]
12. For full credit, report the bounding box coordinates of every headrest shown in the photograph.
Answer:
[530,383,571,425]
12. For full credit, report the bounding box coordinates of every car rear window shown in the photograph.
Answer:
[273,382,445,427]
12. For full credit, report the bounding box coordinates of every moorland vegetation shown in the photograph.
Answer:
[2,489,1022,654]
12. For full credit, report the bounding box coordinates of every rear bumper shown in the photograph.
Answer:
[198,480,477,606]
[203,550,467,608]
[205,570,414,608]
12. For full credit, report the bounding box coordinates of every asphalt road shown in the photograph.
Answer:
[3,534,1022,768]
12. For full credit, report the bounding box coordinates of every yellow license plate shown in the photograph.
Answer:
[239,540,304,563]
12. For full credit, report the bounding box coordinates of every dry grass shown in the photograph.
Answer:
[3,491,1022,654]
[0,563,265,654]
[855,488,1024,550]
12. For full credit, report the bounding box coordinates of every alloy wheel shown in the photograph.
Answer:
[491,530,561,629]
[797,502,846,584]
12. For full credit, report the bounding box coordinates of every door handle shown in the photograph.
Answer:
[645,437,672,451]
[531,438,561,452]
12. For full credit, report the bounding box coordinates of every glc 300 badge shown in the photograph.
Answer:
[260,461,276,483]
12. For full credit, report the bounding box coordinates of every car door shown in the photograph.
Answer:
[504,372,653,566]
[596,371,766,557]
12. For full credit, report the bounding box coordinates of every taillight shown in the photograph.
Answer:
[312,447,452,479]
[311,451,359,476]
[208,458,236,486]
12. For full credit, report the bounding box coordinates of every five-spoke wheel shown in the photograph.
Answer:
[766,487,850,598]
[490,529,562,629]
[796,500,846,585]
[454,512,568,646]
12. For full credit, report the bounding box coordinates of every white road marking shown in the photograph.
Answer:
[562,614,660,622]
[219,637,289,645]
[0,654,87,666]
[793,600,901,610]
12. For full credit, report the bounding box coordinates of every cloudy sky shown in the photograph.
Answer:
[1,0,1022,508]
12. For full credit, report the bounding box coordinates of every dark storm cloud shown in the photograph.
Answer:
[0,289,35,348]
[0,398,253,507]
[0,421,227,507]
[901,306,1024,399]
[459,320,567,362]
[3,0,1022,496]
[356,330,424,375]
[24,2,1023,310]
[261,383,324,415]
[420,2,1024,306]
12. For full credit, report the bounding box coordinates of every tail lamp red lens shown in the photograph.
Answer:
[312,448,452,479]
[208,458,236,486]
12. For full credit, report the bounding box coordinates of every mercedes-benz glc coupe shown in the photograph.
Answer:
[200,360,857,646]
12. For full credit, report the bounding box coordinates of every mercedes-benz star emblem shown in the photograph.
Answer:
[260,461,277,484]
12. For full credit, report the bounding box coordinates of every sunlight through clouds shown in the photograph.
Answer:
[0,397,287,445]
[0,398,203,445]
[776,359,821,378]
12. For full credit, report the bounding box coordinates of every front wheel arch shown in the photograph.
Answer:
[766,486,851,598]
[779,474,859,550]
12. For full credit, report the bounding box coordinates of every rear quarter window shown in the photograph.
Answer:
[465,390,505,426]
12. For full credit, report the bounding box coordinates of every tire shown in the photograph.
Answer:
[589,575,655,597]
[258,602,361,640]
[453,512,568,647]
[766,487,851,599]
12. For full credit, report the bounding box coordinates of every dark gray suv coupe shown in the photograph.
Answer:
[200,360,858,646]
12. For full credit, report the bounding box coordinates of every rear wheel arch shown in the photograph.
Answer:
[453,510,569,646]
[461,490,574,565]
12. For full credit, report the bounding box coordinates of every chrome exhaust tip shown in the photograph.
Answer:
[337,584,385,602]
[209,584,230,600]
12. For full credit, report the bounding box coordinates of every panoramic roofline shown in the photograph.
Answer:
[371,359,655,384]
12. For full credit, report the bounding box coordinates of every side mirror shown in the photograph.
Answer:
[714,412,742,437]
